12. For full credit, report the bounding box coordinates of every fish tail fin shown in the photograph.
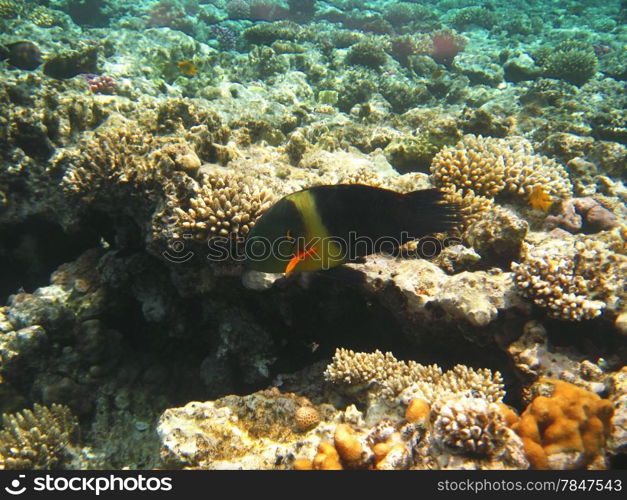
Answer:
[403,188,462,235]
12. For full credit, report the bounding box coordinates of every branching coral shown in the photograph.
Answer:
[511,231,626,322]
[512,379,614,469]
[345,41,388,70]
[60,127,199,206]
[534,41,598,87]
[166,169,276,244]
[0,403,79,470]
[430,134,572,205]
[324,348,505,404]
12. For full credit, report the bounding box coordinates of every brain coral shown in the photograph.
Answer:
[512,379,614,469]
[430,134,572,204]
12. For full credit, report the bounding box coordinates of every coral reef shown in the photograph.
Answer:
[0,0,624,473]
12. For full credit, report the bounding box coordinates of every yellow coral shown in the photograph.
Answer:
[512,379,614,469]
[0,403,79,470]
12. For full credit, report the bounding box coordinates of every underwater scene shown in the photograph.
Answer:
[0,0,625,472]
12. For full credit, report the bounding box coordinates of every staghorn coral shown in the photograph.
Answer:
[512,379,614,469]
[0,403,79,470]
[324,348,505,404]
[430,134,572,205]
[511,231,626,322]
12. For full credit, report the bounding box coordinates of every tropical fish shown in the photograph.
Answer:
[245,185,460,275]
[177,60,197,77]
[0,41,43,71]
[43,47,99,79]
[528,185,553,211]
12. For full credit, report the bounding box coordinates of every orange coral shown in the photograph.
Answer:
[334,423,370,467]
[528,185,553,211]
[512,379,614,469]
[405,398,430,426]
[311,442,343,470]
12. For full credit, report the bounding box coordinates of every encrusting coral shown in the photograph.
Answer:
[0,403,79,470]
[512,379,614,469]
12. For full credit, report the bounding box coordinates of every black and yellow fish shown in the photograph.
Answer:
[244,184,460,275]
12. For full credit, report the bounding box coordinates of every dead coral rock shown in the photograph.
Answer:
[544,197,619,234]
[512,379,614,470]
[607,368,627,457]
[465,206,528,264]
[507,320,609,396]
[157,390,334,469]
[350,255,521,330]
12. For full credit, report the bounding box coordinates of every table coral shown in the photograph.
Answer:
[512,379,614,469]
